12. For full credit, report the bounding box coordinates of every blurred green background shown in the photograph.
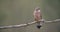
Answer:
[0,0,41,32]
[40,0,60,32]
[0,0,60,32]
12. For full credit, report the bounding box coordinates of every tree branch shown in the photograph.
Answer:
[0,19,60,29]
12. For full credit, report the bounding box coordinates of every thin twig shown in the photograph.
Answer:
[0,19,60,29]
[0,21,37,29]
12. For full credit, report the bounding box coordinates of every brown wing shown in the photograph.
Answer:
[33,9,42,21]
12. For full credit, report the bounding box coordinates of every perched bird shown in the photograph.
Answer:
[33,7,42,29]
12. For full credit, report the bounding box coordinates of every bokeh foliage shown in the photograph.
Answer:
[40,0,60,32]
[0,0,60,32]
[0,0,41,32]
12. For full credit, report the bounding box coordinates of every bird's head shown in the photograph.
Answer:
[35,7,40,11]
